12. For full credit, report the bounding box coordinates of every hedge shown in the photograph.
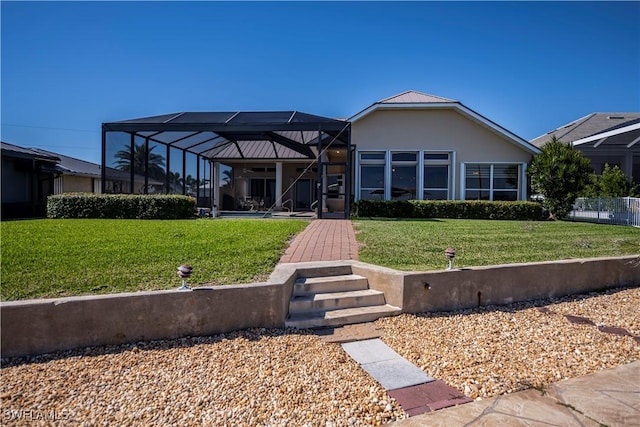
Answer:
[47,193,197,219]
[352,200,545,221]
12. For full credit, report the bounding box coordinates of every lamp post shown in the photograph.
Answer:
[177,264,193,290]
[445,247,456,270]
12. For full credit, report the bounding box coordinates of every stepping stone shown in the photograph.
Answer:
[565,315,596,326]
[342,339,434,390]
[360,358,434,391]
[389,380,473,416]
[597,325,631,336]
[341,338,402,364]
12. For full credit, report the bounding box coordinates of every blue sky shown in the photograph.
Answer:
[2,1,639,164]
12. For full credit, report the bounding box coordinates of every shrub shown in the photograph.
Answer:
[528,137,593,219]
[47,193,197,219]
[352,199,543,221]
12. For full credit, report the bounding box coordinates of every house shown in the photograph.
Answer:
[29,148,103,194]
[350,91,539,204]
[530,113,640,184]
[1,142,157,219]
[1,141,60,219]
[101,90,541,218]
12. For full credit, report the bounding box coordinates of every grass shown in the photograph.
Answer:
[3,217,638,301]
[353,219,640,271]
[1,218,308,301]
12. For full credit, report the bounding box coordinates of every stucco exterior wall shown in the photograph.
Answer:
[62,175,96,193]
[352,108,532,164]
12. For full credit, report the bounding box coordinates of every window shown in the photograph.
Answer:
[359,152,385,200]
[423,152,450,200]
[357,150,453,201]
[465,164,520,201]
[391,152,417,200]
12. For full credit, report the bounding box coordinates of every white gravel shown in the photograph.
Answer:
[1,287,638,426]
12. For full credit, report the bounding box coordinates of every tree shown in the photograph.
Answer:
[528,136,593,219]
[598,164,635,197]
[114,143,166,181]
[580,163,637,198]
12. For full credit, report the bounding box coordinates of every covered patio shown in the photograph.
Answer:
[102,111,352,219]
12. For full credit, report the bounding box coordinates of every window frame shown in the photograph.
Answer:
[356,149,454,201]
[461,162,524,201]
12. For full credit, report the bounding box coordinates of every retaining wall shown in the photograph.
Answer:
[356,255,639,313]
[1,256,638,358]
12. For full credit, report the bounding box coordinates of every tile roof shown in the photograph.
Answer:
[530,113,640,147]
[377,90,456,104]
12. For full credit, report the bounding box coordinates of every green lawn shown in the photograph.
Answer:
[2,218,638,301]
[353,219,640,271]
[1,219,307,301]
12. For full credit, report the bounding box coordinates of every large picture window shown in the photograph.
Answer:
[357,150,453,201]
[391,152,417,200]
[465,163,520,201]
[423,153,450,200]
[359,152,385,200]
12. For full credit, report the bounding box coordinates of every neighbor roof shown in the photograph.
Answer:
[530,113,640,147]
[31,148,102,178]
[349,90,540,155]
[103,111,350,160]
[1,141,60,162]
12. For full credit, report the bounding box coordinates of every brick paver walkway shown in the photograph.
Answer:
[279,219,358,263]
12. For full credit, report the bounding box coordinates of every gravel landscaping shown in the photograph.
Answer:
[1,287,638,426]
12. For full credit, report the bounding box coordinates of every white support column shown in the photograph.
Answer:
[275,162,283,209]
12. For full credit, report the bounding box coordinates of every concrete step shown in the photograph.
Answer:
[293,264,353,279]
[293,274,369,296]
[285,304,402,329]
[289,289,386,313]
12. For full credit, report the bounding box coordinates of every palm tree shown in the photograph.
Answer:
[114,143,166,181]
[168,171,183,193]
[184,174,198,195]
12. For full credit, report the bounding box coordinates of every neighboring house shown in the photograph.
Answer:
[530,113,640,184]
[29,148,103,194]
[1,142,156,219]
[101,90,541,218]
[1,141,60,219]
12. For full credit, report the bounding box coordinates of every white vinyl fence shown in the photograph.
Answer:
[570,197,640,227]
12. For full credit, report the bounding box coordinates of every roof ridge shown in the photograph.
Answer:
[377,90,457,104]
[377,90,413,103]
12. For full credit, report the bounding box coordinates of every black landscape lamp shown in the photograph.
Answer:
[445,247,456,270]
[177,264,193,290]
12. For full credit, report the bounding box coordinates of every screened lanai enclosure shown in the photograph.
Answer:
[102,111,352,219]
